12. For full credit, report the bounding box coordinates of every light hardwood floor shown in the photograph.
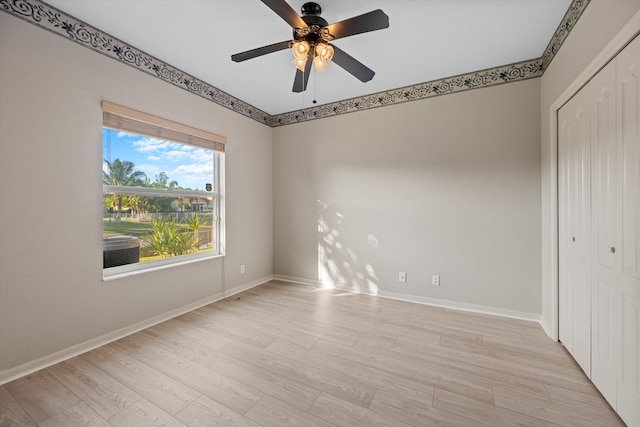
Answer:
[0,280,624,426]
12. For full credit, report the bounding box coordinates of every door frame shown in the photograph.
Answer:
[548,11,640,341]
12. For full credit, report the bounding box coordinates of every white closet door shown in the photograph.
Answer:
[558,87,592,374]
[617,34,640,427]
[558,33,640,427]
[559,105,574,351]
[590,60,618,407]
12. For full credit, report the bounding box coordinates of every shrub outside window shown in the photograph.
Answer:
[102,101,225,278]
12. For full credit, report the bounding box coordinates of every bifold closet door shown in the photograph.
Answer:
[558,85,592,376]
[589,59,618,407]
[559,33,640,426]
[616,34,640,427]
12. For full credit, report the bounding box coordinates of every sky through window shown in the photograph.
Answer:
[102,128,213,190]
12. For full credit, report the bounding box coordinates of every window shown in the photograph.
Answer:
[102,101,225,278]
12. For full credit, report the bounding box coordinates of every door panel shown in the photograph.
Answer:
[574,272,591,373]
[559,262,574,351]
[596,281,614,363]
[593,74,617,270]
[590,61,618,406]
[571,93,591,376]
[559,112,573,350]
[574,104,591,260]
[558,87,592,375]
[619,294,640,424]
[620,58,640,280]
[617,34,640,427]
[593,277,618,405]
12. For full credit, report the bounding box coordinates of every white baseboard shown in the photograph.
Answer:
[0,274,273,385]
[377,290,541,323]
[539,316,556,341]
[272,274,321,287]
[274,274,542,324]
[223,274,274,298]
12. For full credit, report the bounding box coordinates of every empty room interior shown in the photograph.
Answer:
[1,0,640,425]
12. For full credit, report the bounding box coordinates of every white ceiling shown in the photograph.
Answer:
[45,0,572,115]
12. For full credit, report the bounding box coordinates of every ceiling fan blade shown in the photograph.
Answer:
[331,45,375,82]
[324,9,389,40]
[292,57,313,92]
[260,0,307,29]
[231,40,291,62]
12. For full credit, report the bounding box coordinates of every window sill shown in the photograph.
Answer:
[102,252,225,282]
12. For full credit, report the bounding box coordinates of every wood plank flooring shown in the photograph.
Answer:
[0,280,625,426]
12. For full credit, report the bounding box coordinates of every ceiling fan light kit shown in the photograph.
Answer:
[231,0,389,93]
[291,40,310,71]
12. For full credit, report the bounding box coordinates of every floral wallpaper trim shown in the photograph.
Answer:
[0,0,272,124]
[540,0,591,71]
[1,0,587,127]
[269,59,542,126]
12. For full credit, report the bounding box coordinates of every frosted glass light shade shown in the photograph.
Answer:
[292,41,310,60]
[315,43,334,62]
[292,57,308,72]
[313,56,328,72]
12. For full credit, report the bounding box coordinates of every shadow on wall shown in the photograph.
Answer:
[317,200,380,295]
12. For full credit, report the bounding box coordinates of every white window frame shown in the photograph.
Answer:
[101,101,225,280]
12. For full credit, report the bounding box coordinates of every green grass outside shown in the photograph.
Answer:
[103,218,214,262]
[140,247,213,263]
[103,218,213,236]
[103,219,153,236]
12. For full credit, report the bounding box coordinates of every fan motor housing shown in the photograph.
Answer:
[301,2,322,16]
[300,2,327,27]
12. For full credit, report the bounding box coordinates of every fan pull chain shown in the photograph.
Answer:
[302,71,306,108]
[313,71,317,104]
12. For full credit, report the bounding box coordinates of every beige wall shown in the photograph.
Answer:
[540,0,640,335]
[274,79,542,315]
[0,14,273,375]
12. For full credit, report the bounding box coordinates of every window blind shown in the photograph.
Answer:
[102,101,226,152]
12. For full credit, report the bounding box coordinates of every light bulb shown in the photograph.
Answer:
[292,57,307,72]
[315,43,334,62]
[292,41,310,60]
[313,56,328,73]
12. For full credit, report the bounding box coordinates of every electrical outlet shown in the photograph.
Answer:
[240,264,245,274]
[399,272,407,283]
[432,275,440,286]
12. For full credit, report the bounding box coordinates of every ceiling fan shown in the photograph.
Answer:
[231,0,389,93]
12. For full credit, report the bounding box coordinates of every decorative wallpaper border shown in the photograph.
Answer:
[270,59,543,126]
[540,0,590,71]
[1,0,589,128]
[270,0,590,127]
[0,0,272,125]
